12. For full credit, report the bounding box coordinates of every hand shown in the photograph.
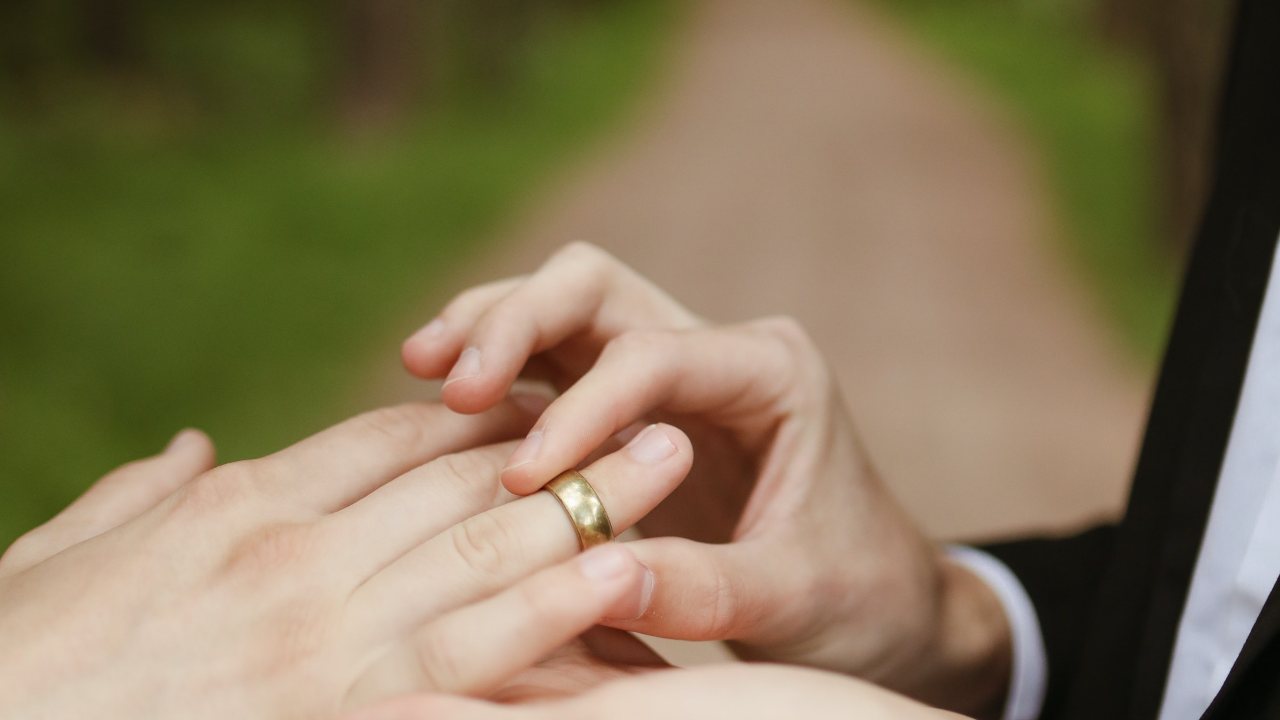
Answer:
[0,401,693,720]
[401,243,1012,716]
[346,664,971,720]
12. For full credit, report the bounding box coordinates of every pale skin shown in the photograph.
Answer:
[396,242,1013,718]
[354,664,972,720]
[0,400,696,719]
[349,626,972,720]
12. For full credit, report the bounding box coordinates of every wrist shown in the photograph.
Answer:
[906,553,1012,719]
[731,548,1012,718]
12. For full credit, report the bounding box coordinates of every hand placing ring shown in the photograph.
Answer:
[545,470,614,550]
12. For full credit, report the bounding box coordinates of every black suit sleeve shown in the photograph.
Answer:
[983,525,1118,719]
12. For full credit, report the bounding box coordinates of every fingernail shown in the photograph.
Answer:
[637,567,656,617]
[626,424,676,465]
[165,428,200,454]
[443,346,482,385]
[504,429,543,470]
[410,317,446,343]
[604,564,656,621]
[578,545,634,580]
[611,422,645,447]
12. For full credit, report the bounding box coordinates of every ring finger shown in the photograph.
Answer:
[345,423,691,641]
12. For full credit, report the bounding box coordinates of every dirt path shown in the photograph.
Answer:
[378,0,1150,541]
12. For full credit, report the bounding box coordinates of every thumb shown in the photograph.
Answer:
[71,428,217,528]
[1,429,216,575]
[606,536,798,643]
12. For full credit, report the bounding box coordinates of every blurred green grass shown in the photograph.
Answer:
[0,0,676,546]
[0,0,1183,549]
[878,0,1178,361]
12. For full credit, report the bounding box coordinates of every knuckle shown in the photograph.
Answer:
[223,522,318,577]
[355,403,436,450]
[259,594,330,661]
[705,562,742,638]
[414,631,465,690]
[431,451,504,504]
[754,315,815,354]
[234,589,337,671]
[604,329,671,359]
[552,240,611,270]
[550,242,625,290]
[750,315,832,396]
[451,277,520,312]
[171,462,257,517]
[446,287,485,316]
[448,511,517,581]
[603,330,678,384]
[434,450,487,482]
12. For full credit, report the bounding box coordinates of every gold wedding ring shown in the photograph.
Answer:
[544,470,614,550]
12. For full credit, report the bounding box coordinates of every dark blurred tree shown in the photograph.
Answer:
[337,0,424,133]
[335,0,571,134]
[1097,0,1233,254]
[456,0,538,91]
[0,0,172,116]
[82,0,144,73]
[0,0,618,133]
[0,1,39,106]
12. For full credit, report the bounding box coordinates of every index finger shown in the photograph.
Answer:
[500,320,804,495]
[409,243,699,416]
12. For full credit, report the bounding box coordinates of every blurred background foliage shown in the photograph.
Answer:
[0,0,1231,546]
[0,0,676,543]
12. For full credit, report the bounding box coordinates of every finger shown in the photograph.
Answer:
[436,243,698,415]
[348,544,650,706]
[401,277,523,378]
[346,423,690,641]
[501,320,803,494]
[252,400,536,513]
[64,429,216,531]
[601,536,804,643]
[323,442,520,580]
[0,429,215,575]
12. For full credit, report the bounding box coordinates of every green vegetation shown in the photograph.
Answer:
[0,0,677,546]
[0,0,1185,547]
[875,0,1178,361]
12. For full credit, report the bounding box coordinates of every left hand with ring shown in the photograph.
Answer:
[0,400,692,719]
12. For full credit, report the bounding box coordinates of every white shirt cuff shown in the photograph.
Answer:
[946,546,1047,720]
